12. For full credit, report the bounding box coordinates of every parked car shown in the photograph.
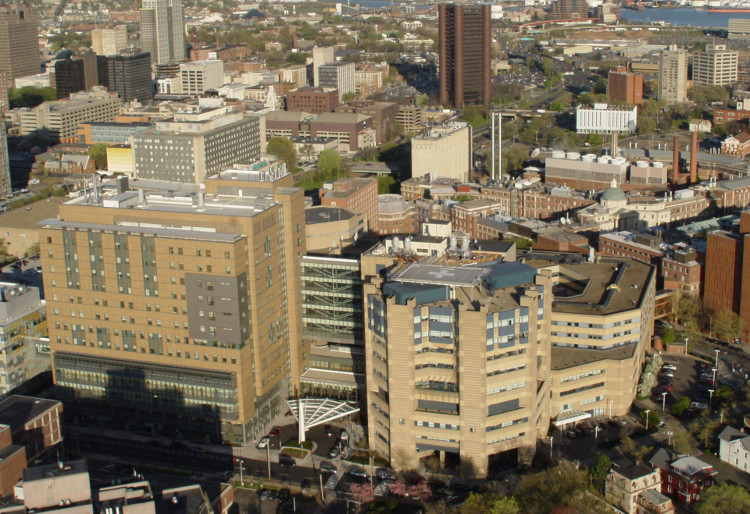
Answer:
[279,454,295,467]
[376,467,396,481]
[260,489,274,501]
[348,467,368,479]
[328,446,340,458]
[660,371,674,378]
[662,364,677,371]
[690,401,708,409]
[268,427,282,437]
[320,460,337,474]
[257,436,270,449]
[340,429,348,442]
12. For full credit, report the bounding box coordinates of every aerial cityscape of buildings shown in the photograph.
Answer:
[0,0,750,512]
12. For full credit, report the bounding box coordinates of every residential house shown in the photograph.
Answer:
[649,449,717,505]
[718,425,750,473]
[605,462,674,514]
[689,119,712,133]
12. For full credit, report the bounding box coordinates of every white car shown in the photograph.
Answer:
[662,364,677,371]
[257,436,270,449]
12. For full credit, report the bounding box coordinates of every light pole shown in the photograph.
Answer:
[712,367,717,386]
[549,435,553,459]
[708,389,714,409]
[667,430,673,446]
[644,409,651,430]
[709,314,712,338]
[684,337,689,355]
[594,425,600,446]
[609,400,613,418]
[661,392,667,412]
[714,349,720,369]
[266,442,271,480]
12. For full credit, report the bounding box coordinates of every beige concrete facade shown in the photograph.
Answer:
[411,123,472,181]
[363,247,655,475]
[40,170,305,444]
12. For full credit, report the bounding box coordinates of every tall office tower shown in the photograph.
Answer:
[131,106,260,184]
[318,62,355,101]
[658,46,688,105]
[179,60,224,95]
[106,49,153,104]
[54,52,99,99]
[438,4,491,109]
[0,117,10,197]
[91,26,128,56]
[551,0,590,19]
[312,46,334,87]
[362,240,655,475]
[607,66,643,106]
[41,167,306,444]
[139,0,185,65]
[692,44,738,86]
[0,1,40,101]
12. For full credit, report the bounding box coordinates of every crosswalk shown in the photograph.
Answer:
[324,473,339,490]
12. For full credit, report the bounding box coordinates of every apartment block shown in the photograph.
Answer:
[438,4,491,108]
[318,62,355,101]
[336,100,399,144]
[378,194,418,236]
[105,50,153,104]
[319,177,379,233]
[54,52,99,99]
[703,230,743,314]
[91,26,128,56]
[0,283,48,396]
[411,122,472,181]
[362,245,655,475]
[658,46,688,104]
[0,2,40,96]
[180,60,224,95]
[692,44,738,86]
[19,89,122,143]
[131,106,260,184]
[139,0,185,65]
[278,65,308,88]
[264,111,375,153]
[286,87,339,114]
[40,169,305,444]
[312,46,335,87]
[607,67,643,106]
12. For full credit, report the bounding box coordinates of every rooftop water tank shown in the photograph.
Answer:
[597,155,612,164]
[552,150,566,159]
[653,161,664,168]
[635,160,648,168]
[566,152,581,160]
[582,154,597,162]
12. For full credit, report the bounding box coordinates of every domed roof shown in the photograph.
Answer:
[600,186,626,202]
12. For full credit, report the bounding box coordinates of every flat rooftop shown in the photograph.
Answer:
[552,343,637,370]
[523,253,654,316]
[24,459,88,482]
[305,206,357,224]
[396,264,487,288]
[0,196,68,231]
[0,395,61,432]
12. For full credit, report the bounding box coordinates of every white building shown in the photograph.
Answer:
[693,44,738,86]
[719,426,750,473]
[576,104,637,134]
[312,46,335,87]
[318,62,355,101]
[179,60,225,94]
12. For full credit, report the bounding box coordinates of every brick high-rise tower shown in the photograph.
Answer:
[438,4,491,109]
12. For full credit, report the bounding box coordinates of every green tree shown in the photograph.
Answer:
[662,328,676,345]
[695,483,750,514]
[514,461,592,514]
[640,409,661,428]
[713,308,744,342]
[586,133,603,146]
[341,92,357,102]
[636,117,657,135]
[377,175,395,194]
[458,493,519,514]
[671,431,692,454]
[266,136,297,172]
[620,436,652,463]
[88,143,108,170]
[8,86,57,109]
[670,396,690,416]
[317,149,341,177]
[589,454,611,493]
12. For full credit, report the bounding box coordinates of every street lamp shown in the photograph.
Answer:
[684,337,689,355]
[644,409,651,430]
[594,425,600,446]
[661,392,667,412]
[712,367,717,386]
[714,349,720,369]
[708,389,714,409]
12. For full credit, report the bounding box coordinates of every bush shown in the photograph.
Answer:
[670,397,691,416]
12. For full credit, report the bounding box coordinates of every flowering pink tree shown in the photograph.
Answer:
[388,479,408,497]
[349,482,375,504]
[407,481,432,501]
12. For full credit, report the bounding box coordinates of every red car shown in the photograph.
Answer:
[268,427,281,437]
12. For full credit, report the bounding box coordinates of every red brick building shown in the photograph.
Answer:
[608,66,643,106]
[336,100,399,144]
[0,425,26,496]
[721,132,750,157]
[662,245,702,298]
[450,199,505,239]
[713,108,750,125]
[650,450,717,506]
[319,177,379,233]
[286,87,339,114]
[704,230,744,315]
[377,194,418,235]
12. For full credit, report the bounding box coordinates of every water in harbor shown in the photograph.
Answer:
[619,7,750,28]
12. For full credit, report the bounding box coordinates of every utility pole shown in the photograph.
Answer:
[266,443,271,480]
